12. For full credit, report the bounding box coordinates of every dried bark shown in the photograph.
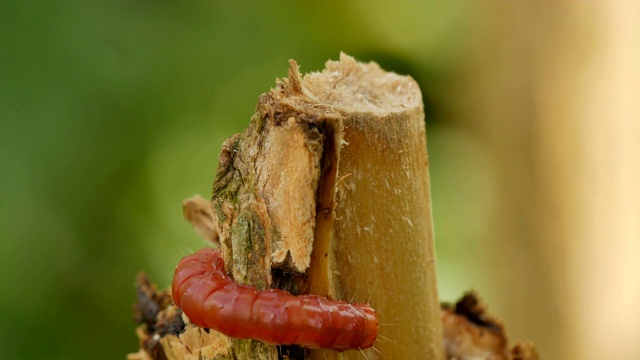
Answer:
[441,292,540,360]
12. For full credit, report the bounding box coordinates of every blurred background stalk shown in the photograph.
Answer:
[1,1,638,359]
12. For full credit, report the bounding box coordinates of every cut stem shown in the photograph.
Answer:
[181,53,443,359]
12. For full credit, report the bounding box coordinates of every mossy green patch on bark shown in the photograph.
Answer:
[229,339,278,360]
[230,203,270,288]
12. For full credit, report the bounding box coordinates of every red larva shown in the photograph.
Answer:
[172,247,379,351]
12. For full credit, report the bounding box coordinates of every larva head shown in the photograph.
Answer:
[172,248,224,308]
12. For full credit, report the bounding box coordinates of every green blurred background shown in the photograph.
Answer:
[3,1,639,359]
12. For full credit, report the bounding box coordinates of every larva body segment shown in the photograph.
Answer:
[172,248,379,351]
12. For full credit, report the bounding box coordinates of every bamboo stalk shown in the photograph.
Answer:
[230,54,441,359]
[142,53,444,359]
[214,53,443,359]
[303,54,443,360]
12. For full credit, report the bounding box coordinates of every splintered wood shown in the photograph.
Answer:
[182,195,219,247]
[132,53,443,360]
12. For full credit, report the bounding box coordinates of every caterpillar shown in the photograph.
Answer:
[172,247,379,351]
